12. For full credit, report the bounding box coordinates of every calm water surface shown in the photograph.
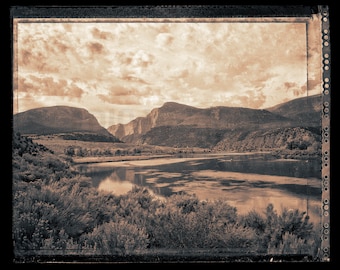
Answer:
[76,153,322,225]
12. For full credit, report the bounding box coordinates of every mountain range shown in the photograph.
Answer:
[107,94,322,149]
[13,94,322,150]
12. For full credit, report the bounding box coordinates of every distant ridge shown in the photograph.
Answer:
[107,94,322,149]
[13,106,121,142]
[266,93,322,126]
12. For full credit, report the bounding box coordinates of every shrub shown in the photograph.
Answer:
[267,232,316,255]
[79,220,149,255]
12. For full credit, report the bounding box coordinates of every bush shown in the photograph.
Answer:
[267,232,316,255]
[79,220,149,255]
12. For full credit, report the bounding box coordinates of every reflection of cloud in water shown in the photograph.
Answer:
[98,176,168,201]
[138,169,161,175]
[155,172,183,178]
[171,179,321,225]
[140,171,183,179]
[98,178,134,195]
[172,180,219,199]
[145,177,160,183]
[187,161,205,166]
[192,170,321,188]
[153,183,171,188]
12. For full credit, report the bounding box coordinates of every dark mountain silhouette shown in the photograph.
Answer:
[13,106,120,142]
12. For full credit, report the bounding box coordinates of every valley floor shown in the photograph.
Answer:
[31,135,321,165]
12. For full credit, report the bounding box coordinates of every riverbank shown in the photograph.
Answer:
[71,151,275,165]
[72,154,173,164]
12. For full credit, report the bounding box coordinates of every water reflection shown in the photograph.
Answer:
[76,153,322,225]
[98,178,134,194]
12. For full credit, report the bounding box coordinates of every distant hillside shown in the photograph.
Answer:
[266,93,322,127]
[13,106,121,142]
[108,102,294,143]
[213,126,321,152]
[136,126,227,148]
[107,94,322,151]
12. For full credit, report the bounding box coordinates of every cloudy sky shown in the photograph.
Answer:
[13,16,322,128]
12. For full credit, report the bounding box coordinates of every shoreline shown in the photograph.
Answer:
[72,154,173,164]
[71,151,274,165]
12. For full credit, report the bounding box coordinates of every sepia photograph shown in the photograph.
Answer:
[11,5,331,263]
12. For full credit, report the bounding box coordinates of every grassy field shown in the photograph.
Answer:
[31,135,209,154]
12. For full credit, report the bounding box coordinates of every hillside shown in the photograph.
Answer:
[13,106,121,142]
[108,102,294,143]
[107,94,322,151]
[266,93,322,127]
[213,126,321,152]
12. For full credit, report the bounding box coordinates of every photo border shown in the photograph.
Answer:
[10,5,331,263]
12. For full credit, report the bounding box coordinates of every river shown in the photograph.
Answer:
[76,152,322,227]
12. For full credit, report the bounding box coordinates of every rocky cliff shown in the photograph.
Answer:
[108,102,295,142]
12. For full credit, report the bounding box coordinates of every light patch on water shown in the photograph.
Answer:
[227,190,321,227]
[269,158,300,162]
[98,178,134,195]
[172,180,221,199]
[187,161,205,166]
[172,179,190,185]
[192,170,321,188]
[137,169,161,175]
[86,161,132,167]
[143,172,184,185]
[155,172,183,178]
[139,171,183,179]
[153,183,171,188]
[171,181,321,225]
[97,177,166,201]
[145,177,160,183]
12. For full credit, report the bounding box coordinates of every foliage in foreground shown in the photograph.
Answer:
[12,133,321,258]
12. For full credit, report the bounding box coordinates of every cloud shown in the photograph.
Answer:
[167,67,189,80]
[155,33,174,48]
[14,95,46,114]
[18,48,60,74]
[91,27,112,40]
[222,89,267,109]
[283,81,306,96]
[18,74,84,99]
[96,84,149,105]
[121,75,149,85]
[17,76,35,94]
[113,51,134,65]
[307,78,321,92]
[63,24,73,32]
[97,93,141,105]
[131,50,154,68]
[87,41,105,54]
[52,39,70,53]
[67,83,85,99]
